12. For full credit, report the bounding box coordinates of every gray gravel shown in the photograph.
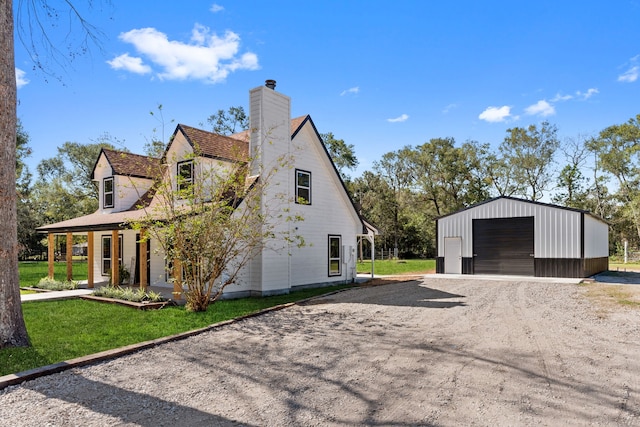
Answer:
[2,278,640,426]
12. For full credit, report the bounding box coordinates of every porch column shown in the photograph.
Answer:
[139,228,148,289]
[173,258,182,299]
[66,232,73,281]
[111,230,119,286]
[47,233,54,279]
[87,231,94,288]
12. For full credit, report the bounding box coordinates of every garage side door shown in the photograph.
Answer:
[472,217,534,276]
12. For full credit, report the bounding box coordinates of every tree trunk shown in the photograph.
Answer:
[0,1,30,348]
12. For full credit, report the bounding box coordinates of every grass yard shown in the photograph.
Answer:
[19,261,88,287]
[356,259,435,275]
[1,284,350,376]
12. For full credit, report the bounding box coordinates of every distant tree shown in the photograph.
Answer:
[500,121,559,201]
[33,141,117,225]
[208,106,249,135]
[373,147,413,256]
[15,120,42,258]
[552,137,589,209]
[144,104,173,158]
[320,132,359,181]
[588,114,640,241]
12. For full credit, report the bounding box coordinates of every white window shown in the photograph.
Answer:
[103,177,114,208]
[177,160,194,195]
[328,235,342,276]
[296,169,311,205]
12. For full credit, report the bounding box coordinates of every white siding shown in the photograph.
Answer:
[288,124,359,286]
[584,215,609,258]
[438,198,582,258]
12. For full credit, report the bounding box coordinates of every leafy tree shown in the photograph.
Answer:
[129,151,303,312]
[588,114,640,241]
[500,121,560,201]
[552,137,589,209]
[373,148,413,256]
[15,120,42,258]
[208,106,249,135]
[320,132,359,181]
[410,138,489,216]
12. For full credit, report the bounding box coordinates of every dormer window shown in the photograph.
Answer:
[103,177,114,208]
[295,169,311,205]
[177,160,194,196]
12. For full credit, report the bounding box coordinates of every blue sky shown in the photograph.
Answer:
[14,0,640,177]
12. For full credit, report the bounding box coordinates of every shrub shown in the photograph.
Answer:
[93,286,166,303]
[33,277,79,291]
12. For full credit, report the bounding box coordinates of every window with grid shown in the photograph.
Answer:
[177,160,194,195]
[295,169,311,205]
[103,177,114,208]
[328,235,342,276]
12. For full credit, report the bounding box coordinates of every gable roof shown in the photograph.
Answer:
[91,148,162,180]
[172,124,249,162]
[437,195,608,225]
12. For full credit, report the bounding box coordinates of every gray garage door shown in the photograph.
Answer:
[472,217,534,276]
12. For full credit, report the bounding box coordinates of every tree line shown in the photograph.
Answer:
[15,110,640,260]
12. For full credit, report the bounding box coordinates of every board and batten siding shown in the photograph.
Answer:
[288,124,359,288]
[437,198,582,259]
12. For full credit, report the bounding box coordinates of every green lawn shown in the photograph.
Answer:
[19,261,88,287]
[1,284,350,376]
[356,259,435,275]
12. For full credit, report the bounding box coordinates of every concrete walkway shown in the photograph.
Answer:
[21,289,93,302]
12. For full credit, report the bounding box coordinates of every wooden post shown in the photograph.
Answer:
[66,232,73,281]
[173,258,182,299]
[47,233,55,279]
[111,230,119,286]
[139,228,148,290]
[87,231,94,288]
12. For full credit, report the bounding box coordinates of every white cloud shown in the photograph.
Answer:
[576,88,599,100]
[618,65,639,83]
[107,53,152,74]
[387,114,409,123]
[478,106,512,123]
[340,86,359,96]
[442,103,458,114]
[15,68,29,88]
[210,3,224,12]
[551,93,573,102]
[111,25,259,83]
[525,100,555,117]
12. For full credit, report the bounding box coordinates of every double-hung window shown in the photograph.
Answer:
[328,235,342,276]
[177,160,194,196]
[103,177,114,208]
[295,169,311,205]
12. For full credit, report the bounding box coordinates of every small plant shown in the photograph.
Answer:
[93,286,166,303]
[108,264,131,286]
[34,277,79,291]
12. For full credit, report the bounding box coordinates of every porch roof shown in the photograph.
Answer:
[36,209,149,234]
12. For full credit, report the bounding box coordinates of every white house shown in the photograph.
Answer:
[37,81,373,297]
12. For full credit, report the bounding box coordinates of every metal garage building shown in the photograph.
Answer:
[435,196,609,278]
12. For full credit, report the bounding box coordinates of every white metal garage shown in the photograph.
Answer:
[436,196,609,278]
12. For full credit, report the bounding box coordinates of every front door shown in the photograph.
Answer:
[444,237,462,274]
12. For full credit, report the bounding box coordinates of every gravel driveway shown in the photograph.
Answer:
[2,277,640,426]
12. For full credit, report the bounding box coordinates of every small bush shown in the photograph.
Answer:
[34,277,79,291]
[93,286,166,303]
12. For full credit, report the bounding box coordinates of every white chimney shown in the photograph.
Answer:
[249,80,291,176]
